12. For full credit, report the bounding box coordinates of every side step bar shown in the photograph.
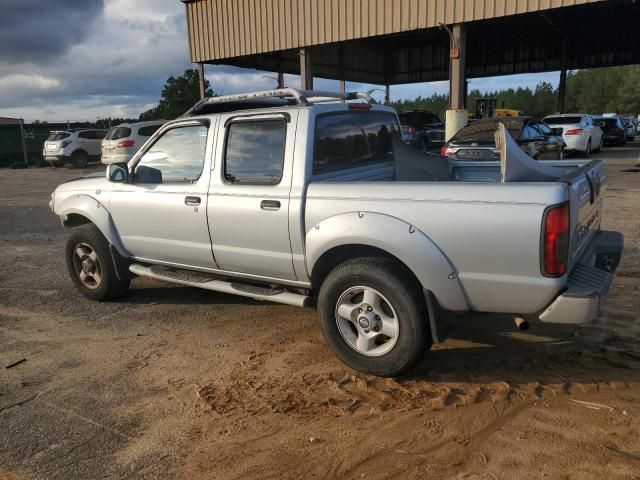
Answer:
[129,263,311,308]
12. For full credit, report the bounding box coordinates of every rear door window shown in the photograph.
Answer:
[314,111,398,175]
[78,131,94,139]
[224,120,286,184]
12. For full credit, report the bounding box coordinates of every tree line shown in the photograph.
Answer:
[390,65,640,119]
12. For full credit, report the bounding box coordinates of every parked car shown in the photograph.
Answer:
[43,129,107,168]
[49,88,622,377]
[621,118,636,141]
[543,114,603,157]
[101,120,167,165]
[398,110,445,151]
[441,117,565,161]
[595,116,626,146]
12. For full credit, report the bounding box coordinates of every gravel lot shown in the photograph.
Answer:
[1,146,639,479]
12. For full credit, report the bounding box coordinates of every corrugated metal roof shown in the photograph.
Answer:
[184,0,601,63]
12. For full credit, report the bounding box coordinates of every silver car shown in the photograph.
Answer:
[101,120,166,165]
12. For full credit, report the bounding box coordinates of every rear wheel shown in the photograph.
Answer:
[583,139,591,157]
[317,257,431,377]
[65,224,130,301]
[71,151,89,168]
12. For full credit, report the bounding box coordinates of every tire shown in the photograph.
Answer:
[317,257,431,377]
[71,150,89,168]
[583,139,591,158]
[65,224,130,301]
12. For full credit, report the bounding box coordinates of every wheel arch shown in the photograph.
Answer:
[71,148,89,158]
[56,193,129,258]
[306,211,469,312]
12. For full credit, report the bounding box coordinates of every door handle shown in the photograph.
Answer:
[185,196,201,206]
[260,200,281,211]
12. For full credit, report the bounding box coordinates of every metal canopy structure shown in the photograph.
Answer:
[183,0,640,111]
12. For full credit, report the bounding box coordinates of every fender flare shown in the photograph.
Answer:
[56,193,129,258]
[305,211,468,312]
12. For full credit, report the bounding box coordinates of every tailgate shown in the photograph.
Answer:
[566,160,606,268]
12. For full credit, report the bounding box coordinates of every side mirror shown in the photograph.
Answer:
[106,163,128,183]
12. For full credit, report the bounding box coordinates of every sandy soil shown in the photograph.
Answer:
[1,147,639,480]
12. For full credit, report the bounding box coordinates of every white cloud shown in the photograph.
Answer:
[0,74,60,91]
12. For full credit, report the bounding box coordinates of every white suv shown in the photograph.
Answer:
[43,129,107,168]
[101,120,166,165]
[542,114,603,157]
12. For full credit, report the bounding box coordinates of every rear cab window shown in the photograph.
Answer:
[313,111,399,175]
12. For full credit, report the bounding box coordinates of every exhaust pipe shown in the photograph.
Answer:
[514,315,529,331]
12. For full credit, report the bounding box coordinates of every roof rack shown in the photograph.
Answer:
[184,88,377,116]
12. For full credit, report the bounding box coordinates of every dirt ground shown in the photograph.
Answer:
[1,146,639,480]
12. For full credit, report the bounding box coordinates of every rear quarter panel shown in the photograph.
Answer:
[305,181,568,313]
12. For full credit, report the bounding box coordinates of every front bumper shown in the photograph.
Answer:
[538,230,623,324]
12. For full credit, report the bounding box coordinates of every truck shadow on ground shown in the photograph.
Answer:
[402,311,640,392]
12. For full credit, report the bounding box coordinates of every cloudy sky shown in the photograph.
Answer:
[0,0,560,122]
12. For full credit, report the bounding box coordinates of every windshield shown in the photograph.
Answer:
[106,127,132,140]
[46,133,70,141]
[544,116,582,125]
[451,118,523,144]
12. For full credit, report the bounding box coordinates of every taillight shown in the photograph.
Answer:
[348,103,371,110]
[441,146,458,157]
[542,203,570,276]
[117,139,135,148]
[60,140,72,148]
[564,129,583,135]
[408,127,416,134]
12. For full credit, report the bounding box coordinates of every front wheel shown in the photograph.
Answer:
[317,257,431,377]
[65,224,130,301]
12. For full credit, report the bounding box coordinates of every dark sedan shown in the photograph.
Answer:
[441,117,566,161]
[595,117,626,146]
[399,110,446,152]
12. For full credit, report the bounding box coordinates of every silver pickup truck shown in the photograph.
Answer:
[49,89,623,377]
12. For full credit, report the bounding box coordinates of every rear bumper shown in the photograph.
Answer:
[101,153,133,165]
[563,135,588,151]
[538,230,623,324]
[44,155,69,164]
